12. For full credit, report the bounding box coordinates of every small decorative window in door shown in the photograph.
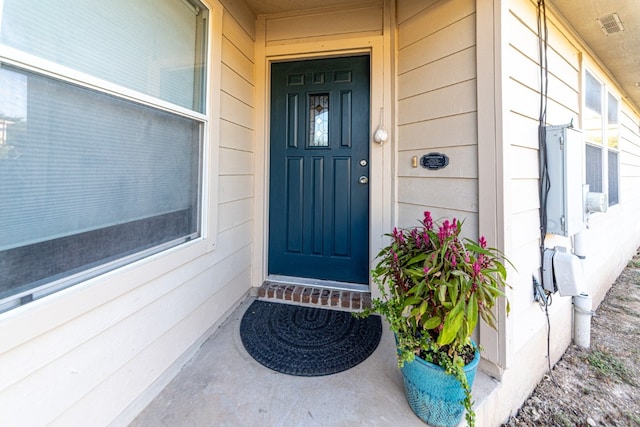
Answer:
[309,94,329,147]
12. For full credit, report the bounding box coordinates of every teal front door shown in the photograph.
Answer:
[268,55,370,284]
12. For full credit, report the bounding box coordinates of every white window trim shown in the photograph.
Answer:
[0,46,208,123]
[583,68,620,207]
[0,0,224,314]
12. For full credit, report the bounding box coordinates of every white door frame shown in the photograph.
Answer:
[252,13,395,296]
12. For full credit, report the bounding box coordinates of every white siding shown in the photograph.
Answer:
[583,104,640,305]
[396,0,479,230]
[504,0,579,355]
[263,1,383,46]
[0,2,257,426]
[506,0,640,342]
[481,0,640,423]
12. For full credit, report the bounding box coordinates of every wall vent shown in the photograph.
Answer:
[597,13,624,35]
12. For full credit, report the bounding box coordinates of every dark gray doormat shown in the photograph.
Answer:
[240,299,382,376]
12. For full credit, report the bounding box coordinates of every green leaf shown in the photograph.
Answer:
[419,300,428,316]
[403,296,421,307]
[438,284,447,302]
[495,261,507,278]
[423,316,441,329]
[449,278,459,304]
[406,268,425,279]
[467,292,478,332]
[410,306,421,319]
[437,298,465,346]
[438,309,464,346]
[407,252,428,265]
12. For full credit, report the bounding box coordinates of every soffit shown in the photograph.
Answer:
[551,0,640,111]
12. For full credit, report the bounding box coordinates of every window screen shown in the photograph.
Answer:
[585,144,602,193]
[585,71,602,114]
[584,71,603,145]
[608,150,619,206]
[607,93,619,149]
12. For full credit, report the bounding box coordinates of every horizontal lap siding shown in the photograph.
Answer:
[219,3,255,230]
[506,0,580,354]
[396,0,478,231]
[620,112,640,203]
[585,104,640,305]
[219,9,255,244]
[398,112,478,151]
[620,111,640,177]
[0,5,257,426]
[507,0,640,352]
[264,2,383,45]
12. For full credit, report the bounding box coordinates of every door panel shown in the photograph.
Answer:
[269,55,370,284]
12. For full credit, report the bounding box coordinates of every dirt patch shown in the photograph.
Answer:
[503,250,640,427]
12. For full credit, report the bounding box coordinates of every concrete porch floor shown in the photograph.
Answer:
[129,296,499,427]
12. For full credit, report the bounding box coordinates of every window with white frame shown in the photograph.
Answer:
[0,0,209,311]
[583,70,619,206]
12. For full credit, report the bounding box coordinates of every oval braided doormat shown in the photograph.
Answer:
[240,300,382,376]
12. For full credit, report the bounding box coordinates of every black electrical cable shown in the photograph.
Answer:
[536,0,558,387]
[539,285,559,387]
[537,0,550,247]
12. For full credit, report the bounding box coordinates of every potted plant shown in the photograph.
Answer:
[357,211,512,427]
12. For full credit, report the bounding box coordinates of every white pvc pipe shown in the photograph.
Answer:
[572,228,592,348]
[573,293,593,348]
[573,229,587,259]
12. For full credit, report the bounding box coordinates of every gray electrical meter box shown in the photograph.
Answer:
[544,125,585,236]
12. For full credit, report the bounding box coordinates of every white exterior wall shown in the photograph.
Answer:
[396,0,480,235]
[0,2,257,426]
[504,0,579,357]
[478,0,578,421]
[477,0,640,424]
[578,99,640,305]
[505,0,640,367]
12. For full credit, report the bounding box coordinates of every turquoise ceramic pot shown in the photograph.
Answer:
[400,345,480,427]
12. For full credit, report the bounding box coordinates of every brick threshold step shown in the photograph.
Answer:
[258,281,371,312]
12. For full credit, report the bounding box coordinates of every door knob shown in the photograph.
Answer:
[358,176,369,184]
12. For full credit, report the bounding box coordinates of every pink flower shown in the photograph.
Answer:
[393,227,405,244]
[479,236,487,249]
[438,220,451,243]
[472,261,481,277]
[423,211,433,230]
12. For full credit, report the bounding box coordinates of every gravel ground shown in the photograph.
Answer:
[502,249,640,427]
